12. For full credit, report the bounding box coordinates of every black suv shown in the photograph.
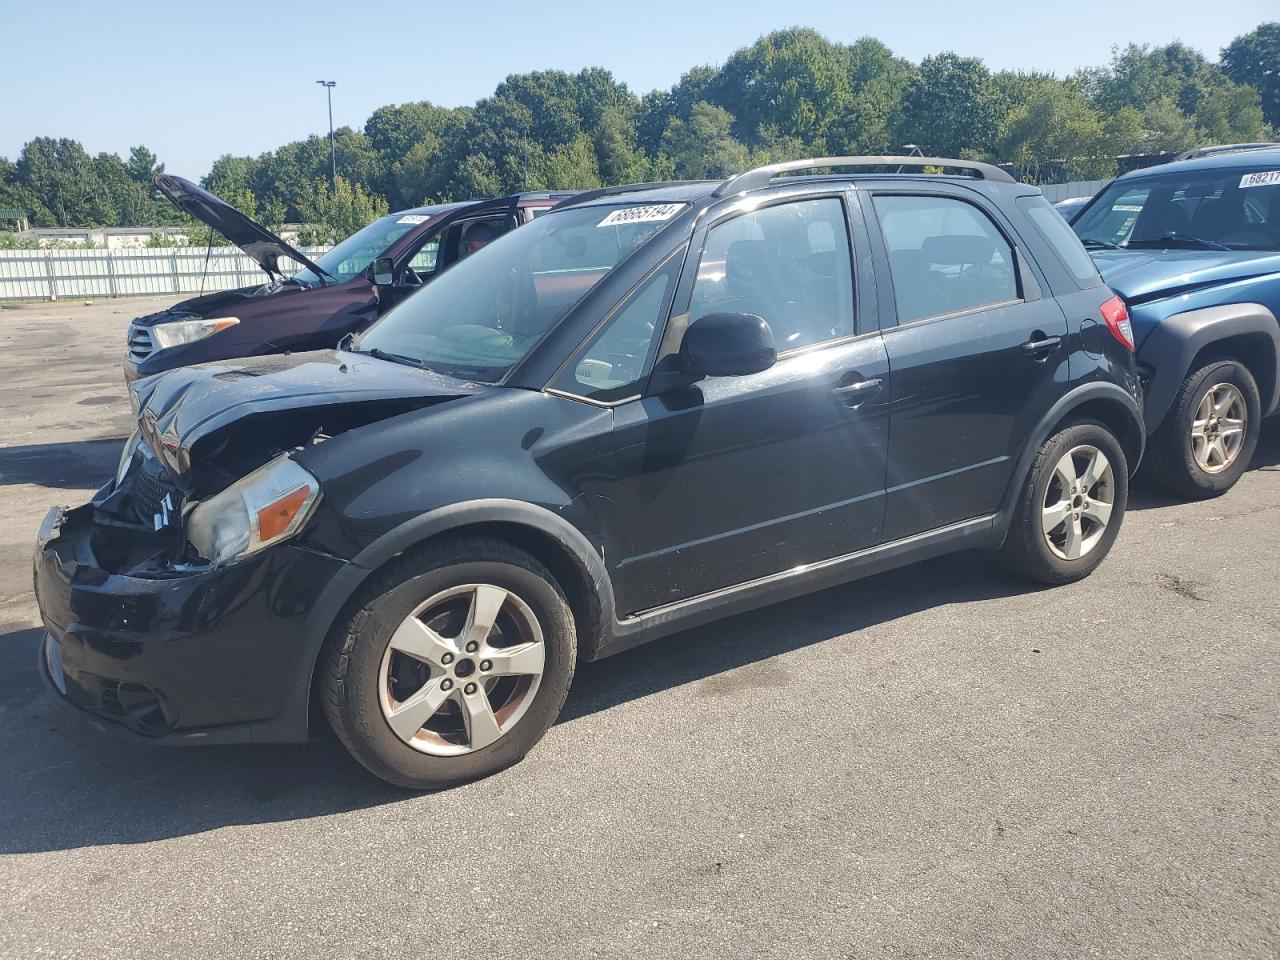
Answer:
[35,157,1144,789]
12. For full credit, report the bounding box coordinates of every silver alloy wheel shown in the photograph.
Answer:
[1191,382,1247,475]
[1042,444,1115,561]
[378,583,545,756]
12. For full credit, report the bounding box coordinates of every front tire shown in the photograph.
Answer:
[1000,421,1128,585]
[321,537,576,790]
[1143,359,1260,500]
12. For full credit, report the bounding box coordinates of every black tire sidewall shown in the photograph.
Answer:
[1165,360,1261,496]
[334,549,575,789]
[1012,422,1129,584]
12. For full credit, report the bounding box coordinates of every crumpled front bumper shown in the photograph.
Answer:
[33,501,349,745]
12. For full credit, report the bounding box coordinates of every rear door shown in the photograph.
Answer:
[861,186,1068,541]
[596,190,891,615]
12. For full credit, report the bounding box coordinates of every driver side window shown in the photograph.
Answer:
[549,255,680,403]
[407,238,440,275]
[687,197,855,352]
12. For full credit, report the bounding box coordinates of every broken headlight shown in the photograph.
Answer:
[152,316,240,349]
[186,455,320,565]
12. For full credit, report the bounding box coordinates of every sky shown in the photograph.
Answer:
[1,0,1274,178]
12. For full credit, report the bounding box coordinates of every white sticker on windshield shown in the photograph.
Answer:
[1240,171,1280,189]
[597,204,684,228]
[397,214,430,224]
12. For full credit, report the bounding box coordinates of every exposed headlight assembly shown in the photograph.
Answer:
[152,316,239,349]
[186,455,320,566]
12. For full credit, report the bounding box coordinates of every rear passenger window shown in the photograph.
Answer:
[689,198,855,352]
[873,195,1020,323]
[1018,195,1102,287]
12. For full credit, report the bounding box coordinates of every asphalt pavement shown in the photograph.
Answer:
[0,297,1277,959]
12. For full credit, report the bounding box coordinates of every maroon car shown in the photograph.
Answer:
[124,176,574,381]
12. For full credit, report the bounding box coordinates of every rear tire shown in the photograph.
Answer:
[321,537,576,790]
[1142,359,1259,500]
[1000,421,1128,585]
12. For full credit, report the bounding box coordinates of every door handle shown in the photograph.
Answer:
[832,377,884,404]
[1022,334,1062,358]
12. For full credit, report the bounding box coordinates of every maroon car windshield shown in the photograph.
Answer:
[293,211,443,286]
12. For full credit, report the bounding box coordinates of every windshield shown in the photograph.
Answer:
[293,212,436,285]
[1072,167,1280,252]
[357,202,684,382]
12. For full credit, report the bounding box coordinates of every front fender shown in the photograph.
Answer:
[1136,302,1280,431]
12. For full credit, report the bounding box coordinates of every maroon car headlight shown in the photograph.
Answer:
[186,455,320,566]
[152,316,240,349]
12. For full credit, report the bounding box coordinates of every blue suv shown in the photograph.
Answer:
[1070,146,1280,498]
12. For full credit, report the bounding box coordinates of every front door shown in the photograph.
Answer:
[599,193,891,615]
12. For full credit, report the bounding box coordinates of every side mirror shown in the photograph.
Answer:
[371,257,394,286]
[679,312,777,378]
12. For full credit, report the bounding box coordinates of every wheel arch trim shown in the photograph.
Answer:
[994,381,1144,543]
[1137,302,1280,431]
[289,500,619,738]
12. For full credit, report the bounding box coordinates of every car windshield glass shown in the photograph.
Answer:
[293,213,433,285]
[356,202,684,382]
[1072,167,1280,251]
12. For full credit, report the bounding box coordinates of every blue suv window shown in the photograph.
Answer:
[1074,167,1280,251]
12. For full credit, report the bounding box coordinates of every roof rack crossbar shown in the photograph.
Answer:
[713,156,1015,197]
[551,180,719,210]
[1173,142,1280,162]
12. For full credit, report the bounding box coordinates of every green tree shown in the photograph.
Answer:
[1221,23,1280,130]
[828,37,916,153]
[703,28,853,150]
[364,101,471,206]
[660,102,750,179]
[15,137,102,226]
[996,73,1116,181]
[895,53,1004,157]
[295,175,389,245]
[125,145,163,183]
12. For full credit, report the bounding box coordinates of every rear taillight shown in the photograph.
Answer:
[1100,294,1134,352]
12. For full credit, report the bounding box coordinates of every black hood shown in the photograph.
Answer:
[129,350,483,483]
[155,174,332,281]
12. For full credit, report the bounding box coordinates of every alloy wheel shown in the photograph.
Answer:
[1042,444,1115,561]
[378,583,545,756]
[1191,383,1247,475]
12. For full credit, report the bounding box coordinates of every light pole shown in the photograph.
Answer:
[315,80,337,189]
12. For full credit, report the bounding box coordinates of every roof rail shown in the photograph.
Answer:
[1173,142,1280,162]
[713,156,1015,197]
[551,180,719,210]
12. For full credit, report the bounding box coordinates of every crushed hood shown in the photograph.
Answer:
[1093,248,1280,305]
[155,174,332,281]
[129,350,483,482]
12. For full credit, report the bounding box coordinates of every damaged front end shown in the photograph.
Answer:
[112,348,482,568]
[34,348,482,741]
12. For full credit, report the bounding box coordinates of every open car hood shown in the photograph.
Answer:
[129,350,483,483]
[155,174,332,281]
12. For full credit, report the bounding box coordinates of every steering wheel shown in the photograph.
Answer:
[401,266,425,287]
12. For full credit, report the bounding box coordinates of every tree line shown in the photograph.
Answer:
[2,22,1277,240]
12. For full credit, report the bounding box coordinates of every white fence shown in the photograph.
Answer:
[1038,180,1110,203]
[0,246,331,301]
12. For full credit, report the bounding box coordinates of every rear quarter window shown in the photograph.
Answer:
[1018,195,1103,288]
